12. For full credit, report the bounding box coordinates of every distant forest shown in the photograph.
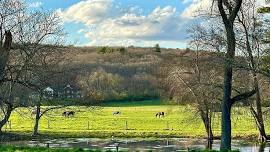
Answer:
[42,46,270,106]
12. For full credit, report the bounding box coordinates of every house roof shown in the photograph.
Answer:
[48,84,81,92]
[44,87,54,92]
[63,84,72,90]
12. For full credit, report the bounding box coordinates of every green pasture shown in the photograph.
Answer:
[4,100,270,139]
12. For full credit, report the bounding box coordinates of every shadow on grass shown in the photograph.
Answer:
[101,99,165,107]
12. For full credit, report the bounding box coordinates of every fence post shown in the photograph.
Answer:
[47,120,50,129]
[115,143,119,152]
[87,121,90,130]
[125,121,128,130]
[5,121,11,130]
[5,121,7,131]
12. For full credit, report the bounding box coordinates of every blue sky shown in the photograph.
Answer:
[26,0,203,48]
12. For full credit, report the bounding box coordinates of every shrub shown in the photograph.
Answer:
[154,44,161,53]
[98,47,107,54]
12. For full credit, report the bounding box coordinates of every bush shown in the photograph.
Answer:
[154,44,161,53]
[98,47,107,54]
[118,47,127,54]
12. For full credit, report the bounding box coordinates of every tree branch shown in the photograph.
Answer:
[39,106,65,118]
[231,89,256,105]
[218,0,230,25]
[229,0,243,22]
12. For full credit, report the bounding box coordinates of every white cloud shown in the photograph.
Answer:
[60,1,191,47]
[181,0,213,18]
[181,0,194,4]
[182,0,270,19]
[60,0,112,25]
[256,0,270,7]
[29,1,43,8]
[83,6,188,42]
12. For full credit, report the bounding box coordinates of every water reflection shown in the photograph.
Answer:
[259,143,266,152]
[1,138,270,152]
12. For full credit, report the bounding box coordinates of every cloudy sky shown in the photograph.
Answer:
[25,0,269,48]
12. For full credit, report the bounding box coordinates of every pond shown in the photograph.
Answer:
[1,138,269,152]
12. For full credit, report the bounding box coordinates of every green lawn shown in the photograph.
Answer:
[4,100,270,139]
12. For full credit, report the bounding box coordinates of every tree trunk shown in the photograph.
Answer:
[217,0,243,150]
[240,16,267,142]
[0,30,12,81]
[0,103,13,133]
[0,31,12,133]
[220,27,235,150]
[204,115,214,149]
[32,104,41,136]
[253,75,267,142]
[206,124,214,149]
[221,92,232,150]
[250,101,267,142]
[200,110,214,149]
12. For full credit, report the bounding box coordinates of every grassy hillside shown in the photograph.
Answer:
[5,100,269,139]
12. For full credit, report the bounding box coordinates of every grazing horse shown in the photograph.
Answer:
[68,111,75,116]
[32,110,37,115]
[31,109,41,116]
[62,111,67,116]
[62,111,75,117]
[156,112,165,118]
[113,111,121,115]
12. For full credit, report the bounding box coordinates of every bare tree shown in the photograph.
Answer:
[0,0,65,134]
[234,0,268,142]
[30,67,65,136]
[0,0,25,132]
[166,27,224,148]
[0,81,14,132]
[167,66,222,149]
[0,0,22,81]
[190,0,257,149]
[214,0,258,150]
[0,31,12,81]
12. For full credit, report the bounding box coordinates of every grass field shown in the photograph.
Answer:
[4,100,270,139]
